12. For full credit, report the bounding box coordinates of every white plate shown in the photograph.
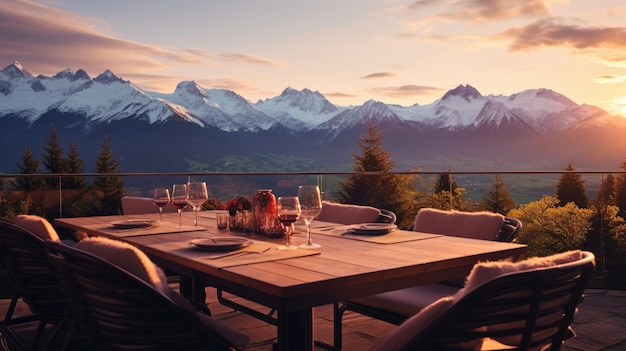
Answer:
[348,223,397,236]
[110,219,158,228]
[189,237,252,251]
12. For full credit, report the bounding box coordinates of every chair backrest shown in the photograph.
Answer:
[413,208,521,242]
[372,251,596,351]
[44,240,246,351]
[499,216,523,242]
[316,201,396,224]
[0,219,69,325]
[121,196,179,215]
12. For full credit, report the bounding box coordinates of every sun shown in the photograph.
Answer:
[609,96,626,117]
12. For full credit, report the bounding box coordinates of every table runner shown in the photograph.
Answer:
[147,239,320,269]
[313,225,442,244]
[83,221,206,238]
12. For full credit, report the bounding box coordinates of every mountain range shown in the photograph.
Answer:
[1,60,626,175]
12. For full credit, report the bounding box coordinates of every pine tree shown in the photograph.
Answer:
[481,174,516,215]
[64,139,86,190]
[555,163,589,208]
[338,121,417,228]
[434,173,458,194]
[614,160,626,218]
[596,174,616,206]
[92,131,124,215]
[42,123,66,188]
[12,146,44,191]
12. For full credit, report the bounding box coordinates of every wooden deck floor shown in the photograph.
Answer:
[2,287,625,350]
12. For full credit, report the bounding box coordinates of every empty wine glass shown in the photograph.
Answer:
[187,181,208,226]
[277,196,300,250]
[171,183,188,226]
[297,185,322,249]
[152,188,170,221]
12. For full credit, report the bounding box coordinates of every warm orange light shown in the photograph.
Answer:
[609,96,626,117]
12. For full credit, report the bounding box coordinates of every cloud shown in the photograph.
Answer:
[360,72,397,79]
[0,0,280,86]
[370,84,442,98]
[197,78,258,92]
[497,17,626,51]
[325,92,359,99]
[407,0,441,11]
[594,74,626,84]
[407,0,554,23]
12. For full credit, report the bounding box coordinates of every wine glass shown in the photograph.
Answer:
[276,196,301,250]
[152,188,170,221]
[297,185,322,249]
[187,181,208,226]
[171,183,188,226]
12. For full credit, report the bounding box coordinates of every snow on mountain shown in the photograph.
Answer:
[204,89,276,131]
[0,62,615,138]
[150,82,276,132]
[0,62,93,122]
[389,84,487,130]
[490,88,580,133]
[314,99,407,141]
[53,72,201,126]
[0,61,32,79]
[256,87,342,130]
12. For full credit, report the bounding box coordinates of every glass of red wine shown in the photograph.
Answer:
[152,188,170,221]
[276,196,301,250]
[171,183,188,226]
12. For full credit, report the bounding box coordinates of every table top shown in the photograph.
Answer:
[55,211,527,311]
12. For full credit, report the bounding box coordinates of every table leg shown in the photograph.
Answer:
[277,307,314,351]
[179,274,207,307]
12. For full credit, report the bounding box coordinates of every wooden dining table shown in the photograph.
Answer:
[55,211,527,351]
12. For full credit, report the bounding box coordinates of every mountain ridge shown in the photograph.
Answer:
[1,61,626,174]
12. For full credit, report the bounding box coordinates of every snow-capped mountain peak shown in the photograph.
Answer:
[93,69,127,85]
[256,87,341,130]
[53,68,91,81]
[0,61,617,138]
[0,61,32,79]
[441,84,482,102]
[174,80,208,98]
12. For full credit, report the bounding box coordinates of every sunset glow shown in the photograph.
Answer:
[2,0,626,116]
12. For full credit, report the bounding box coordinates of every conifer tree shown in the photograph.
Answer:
[13,146,44,191]
[555,163,588,208]
[338,121,417,227]
[64,139,86,190]
[429,173,473,210]
[596,174,616,206]
[613,160,626,218]
[42,123,66,188]
[92,131,124,215]
[481,174,516,215]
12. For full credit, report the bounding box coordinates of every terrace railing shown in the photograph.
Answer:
[0,170,624,290]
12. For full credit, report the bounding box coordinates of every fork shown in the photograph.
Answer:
[213,246,271,260]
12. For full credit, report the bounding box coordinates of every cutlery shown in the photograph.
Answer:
[210,246,271,260]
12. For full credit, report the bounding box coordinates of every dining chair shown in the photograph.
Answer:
[44,237,249,351]
[0,215,88,351]
[121,196,179,215]
[333,208,522,349]
[315,201,396,224]
[368,250,596,351]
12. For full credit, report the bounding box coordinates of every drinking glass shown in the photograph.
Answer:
[276,196,300,250]
[152,188,170,221]
[171,183,188,226]
[187,181,208,226]
[297,185,322,249]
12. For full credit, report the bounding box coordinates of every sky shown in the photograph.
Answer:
[2,0,626,116]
